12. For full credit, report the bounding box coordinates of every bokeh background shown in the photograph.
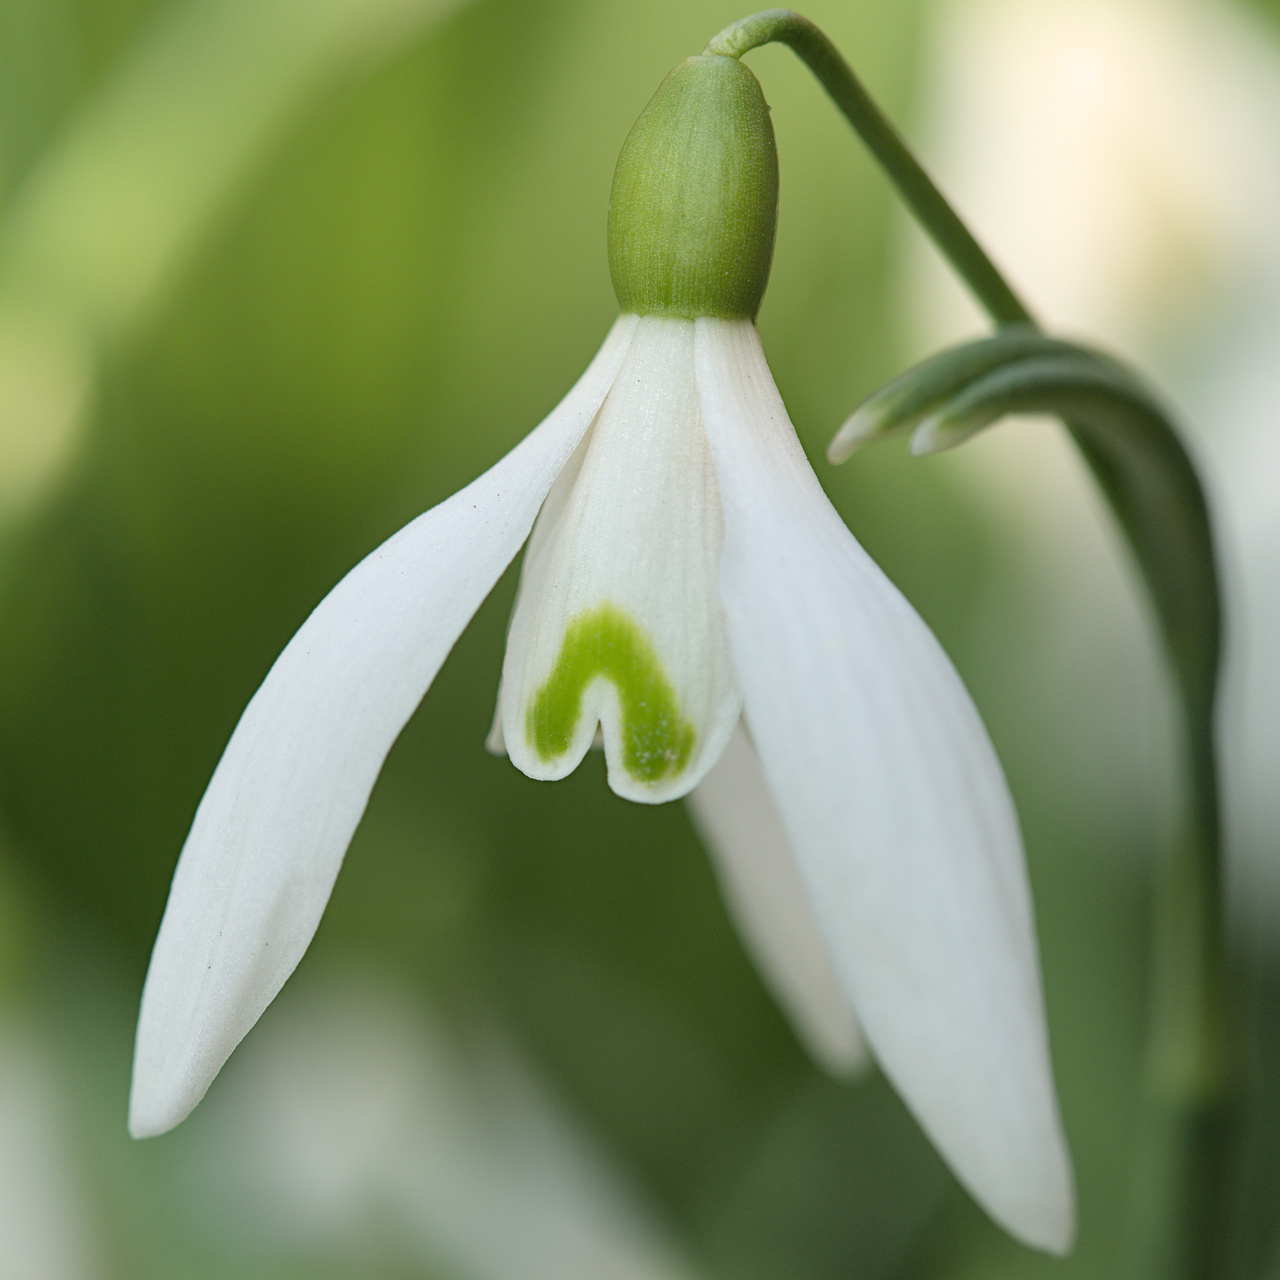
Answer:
[2,0,1280,1275]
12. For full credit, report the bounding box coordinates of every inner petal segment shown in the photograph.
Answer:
[498,314,741,803]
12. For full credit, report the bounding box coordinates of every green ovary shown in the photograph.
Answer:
[527,603,696,784]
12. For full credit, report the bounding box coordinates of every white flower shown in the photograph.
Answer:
[130,309,1073,1252]
[131,45,1075,1258]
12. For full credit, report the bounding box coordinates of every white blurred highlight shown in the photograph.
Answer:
[196,974,706,1280]
[906,0,1280,930]
[0,1025,100,1280]
[909,0,1280,349]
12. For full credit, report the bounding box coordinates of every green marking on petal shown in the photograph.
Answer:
[527,603,696,784]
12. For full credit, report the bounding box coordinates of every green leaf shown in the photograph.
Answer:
[826,324,1045,461]
[910,350,1154,453]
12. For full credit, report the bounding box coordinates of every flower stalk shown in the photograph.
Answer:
[704,10,1029,328]
[706,9,1240,1274]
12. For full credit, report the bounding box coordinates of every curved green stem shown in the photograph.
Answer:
[708,11,1240,1277]
[705,10,1030,326]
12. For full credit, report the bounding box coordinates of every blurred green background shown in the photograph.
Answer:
[2,0,1280,1276]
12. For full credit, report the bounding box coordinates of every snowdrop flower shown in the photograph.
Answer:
[130,51,1074,1253]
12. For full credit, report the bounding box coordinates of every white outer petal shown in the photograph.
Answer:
[694,317,1075,1255]
[687,721,868,1076]
[129,315,637,1140]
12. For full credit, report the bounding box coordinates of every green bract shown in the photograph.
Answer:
[608,55,779,320]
